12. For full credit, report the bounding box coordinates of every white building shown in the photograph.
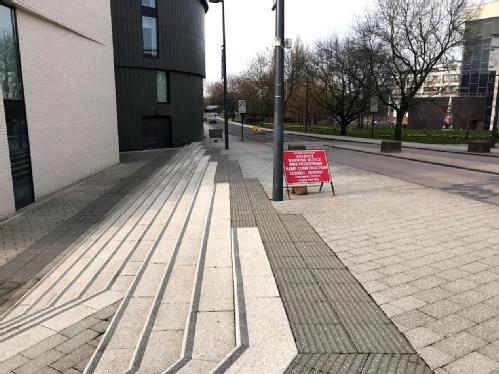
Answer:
[416,63,461,98]
[0,0,119,220]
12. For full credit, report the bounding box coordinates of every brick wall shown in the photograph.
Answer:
[14,1,119,199]
[0,97,15,220]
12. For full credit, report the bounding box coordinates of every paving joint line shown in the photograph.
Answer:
[84,153,210,373]
[226,160,433,374]
[50,148,205,308]
[163,175,217,374]
[211,227,249,373]
[127,161,217,372]
[0,146,192,322]
[5,148,199,323]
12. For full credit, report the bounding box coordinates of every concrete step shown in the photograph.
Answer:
[0,146,203,336]
[51,150,207,307]
[0,145,197,324]
[126,165,218,373]
[222,228,296,373]
[87,158,216,373]
[0,151,211,366]
[173,182,235,374]
[139,182,232,373]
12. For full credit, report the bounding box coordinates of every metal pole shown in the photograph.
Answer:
[241,114,244,141]
[222,0,229,150]
[492,73,499,148]
[305,74,309,133]
[272,0,284,201]
[371,112,375,138]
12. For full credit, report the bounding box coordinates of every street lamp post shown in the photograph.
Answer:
[209,0,229,150]
[272,0,285,201]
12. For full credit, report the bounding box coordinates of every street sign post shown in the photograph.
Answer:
[370,97,378,138]
[238,99,246,141]
[489,37,499,147]
[283,149,335,199]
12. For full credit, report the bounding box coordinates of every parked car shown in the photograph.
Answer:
[209,118,217,124]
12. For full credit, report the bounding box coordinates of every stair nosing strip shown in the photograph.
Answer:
[0,150,199,335]
[0,290,107,342]
[210,227,249,374]
[0,148,198,334]
[0,147,199,331]
[74,149,207,299]
[0,145,194,323]
[162,181,218,374]
[84,154,210,374]
[127,163,217,373]
[48,149,205,309]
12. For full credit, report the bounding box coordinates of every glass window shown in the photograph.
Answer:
[157,71,168,103]
[142,0,156,8]
[142,16,158,56]
[0,5,23,99]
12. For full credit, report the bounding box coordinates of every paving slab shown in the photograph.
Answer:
[0,149,181,311]
[226,161,431,373]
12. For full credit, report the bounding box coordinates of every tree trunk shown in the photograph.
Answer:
[395,111,404,141]
[340,122,348,136]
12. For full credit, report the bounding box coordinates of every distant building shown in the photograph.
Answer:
[459,0,499,130]
[416,64,461,98]
[110,0,209,151]
[0,1,119,219]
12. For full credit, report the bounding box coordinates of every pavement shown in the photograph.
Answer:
[0,123,498,373]
[0,142,296,373]
[223,125,499,374]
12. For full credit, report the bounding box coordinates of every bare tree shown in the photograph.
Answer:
[204,81,224,107]
[284,38,308,113]
[245,49,274,119]
[310,36,373,135]
[357,0,469,140]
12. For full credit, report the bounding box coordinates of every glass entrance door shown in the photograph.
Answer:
[4,100,34,208]
[1,4,34,209]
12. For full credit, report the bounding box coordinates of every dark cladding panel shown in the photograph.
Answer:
[115,68,203,151]
[111,0,206,151]
[111,0,205,76]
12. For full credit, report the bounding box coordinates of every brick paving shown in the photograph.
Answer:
[0,142,297,373]
[275,163,499,373]
[227,160,432,373]
[1,302,118,373]
[0,150,177,313]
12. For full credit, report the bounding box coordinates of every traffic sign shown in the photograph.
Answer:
[370,97,379,114]
[238,99,247,114]
[489,37,499,71]
[283,150,332,185]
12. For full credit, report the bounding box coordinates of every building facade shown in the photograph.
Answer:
[0,0,119,219]
[460,1,499,130]
[111,0,208,151]
[417,64,461,98]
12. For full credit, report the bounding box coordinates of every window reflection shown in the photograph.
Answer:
[141,0,156,8]
[156,71,167,103]
[0,5,23,100]
[142,16,158,56]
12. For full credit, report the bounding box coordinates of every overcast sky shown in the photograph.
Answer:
[204,0,372,84]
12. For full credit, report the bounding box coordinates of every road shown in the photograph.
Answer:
[210,119,499,206]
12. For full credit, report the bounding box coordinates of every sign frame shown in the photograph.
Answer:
[238,99,247,114]
[369,97,379,114]
[283,149,335,199]
[489,37,499,71]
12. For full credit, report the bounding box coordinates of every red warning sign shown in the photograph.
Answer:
[283,150,332,186]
